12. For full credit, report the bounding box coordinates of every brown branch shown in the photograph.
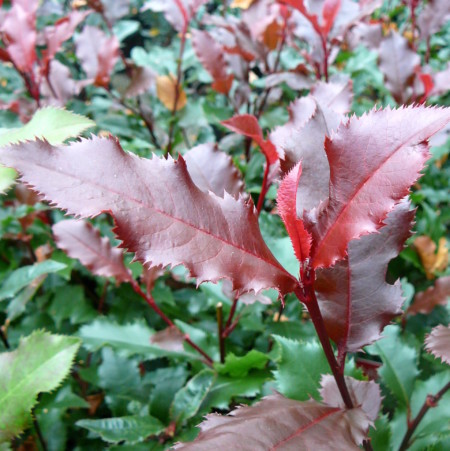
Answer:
[216,302,225,363]
[398,381,450,451]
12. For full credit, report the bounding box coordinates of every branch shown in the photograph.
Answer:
[129,279,213,365]
[398,381,450,451]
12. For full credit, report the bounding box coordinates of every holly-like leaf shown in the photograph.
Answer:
[76,415,164,444]
[52,219,133,284]
[191,29,234,95]
[272,335,330,401]
[156,74,187,111]
[0,331,80,442]
[170,370,215,425]
[222,114,278,164]
[0,0,38,72]
[0,136,297,296]
[425,325,450,365]
[367,325,419,409]
[175,393,370,450]
[378,31,420,104]
[183,143,244,198]
[308,106,450,269]
[75,25,119,88]
[0,107,95,147]
[277,163,312,264]
[408,276,450,315]
[215,350,269,378]
[315,200,415,354]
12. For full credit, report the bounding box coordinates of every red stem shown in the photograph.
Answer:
[225,298,239,330]
[294,282,353,409]
[129,279,213,365]
[320,34,329,82]
[256,159,271,215]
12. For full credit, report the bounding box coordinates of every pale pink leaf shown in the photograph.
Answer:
[425,325,450,365]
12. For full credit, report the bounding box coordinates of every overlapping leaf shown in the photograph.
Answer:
[408,276,450,315]
[0,136,297,296]
[175,392,370,450]
[222,114,279,165]
[308,106,450,269]
[315,200,414,354]
[425,325,450,365]
[277,163,312,264]
[191,29,234,95]
[52,219,133,284]
[183,143,244,198]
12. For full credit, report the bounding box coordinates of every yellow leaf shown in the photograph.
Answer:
[156,74,187,111]
[414,236,449,279]
[230,0,255,9]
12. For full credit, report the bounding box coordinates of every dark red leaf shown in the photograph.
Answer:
[315,200,415,354]
[191,29,233,95]
[142,0,207,32]
[321,0,341,36]
[277,163,312,265]
[75,25,119,88]
[52,219,133,284]
[124,65,156,98]
[0,137,297,296]
[0,0,39,72]
[378,31,420,103]
[308,106,450,269]
[42,10,90,73]
[174,393,370,450]
[408,276,450,315]
[280,0,322,36]
[183,143,244,199]
[425,324,450,365]
[221,114,279,165]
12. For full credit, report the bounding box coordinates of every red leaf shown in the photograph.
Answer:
[174,393,370,450]
[191,29,233,95]
[124,65,156,98]
[183,143,244,199]
[315,200,415,354]
[0,137,297,296]
[378,31,420,103]
[270,79,352,212]
[408,275,450,315]
[280,0,322,37]
[150,326,185,352]
[52,219,133,284]
[42,10,90,74]
[417,0,450,42]
[221,114,279,165]
[0,0,39,72]
[321,0,341,36]
[277,163,312,265]
[75,26,119,88]
[320,375,381,423]
[88,0,130,24]
[308,105,450,269]
[425,324,450,365]
[142,0,207,32]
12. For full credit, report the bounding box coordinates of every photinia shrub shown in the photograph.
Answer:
[0,0,449,449]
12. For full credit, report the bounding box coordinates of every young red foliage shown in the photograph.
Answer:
[425,325,450,365]
[0,137,297,297]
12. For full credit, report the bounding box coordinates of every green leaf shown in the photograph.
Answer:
[367,325,419,408]
[369,414,392,451]
[0,108,95,146]
[0,330,80,442]
[78,318,200,360]
[215,350,269,378]
[0,260,67,302]
[76,415,164,444]
[272,336,330,401]
[201,370,269,411]
[0,167,16,193]
[171,370,215,425]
